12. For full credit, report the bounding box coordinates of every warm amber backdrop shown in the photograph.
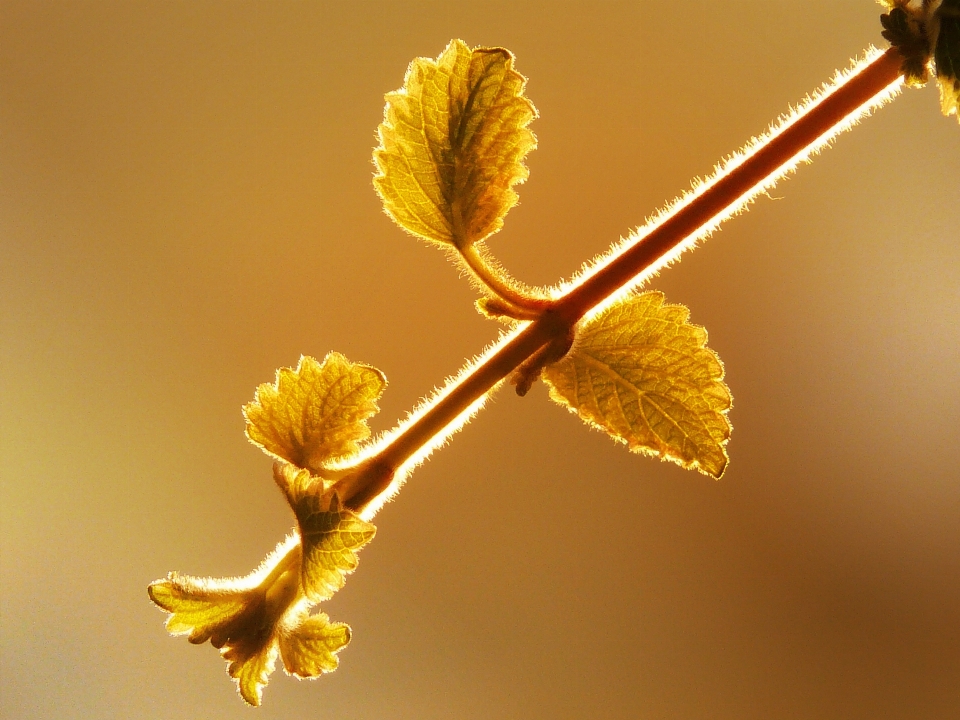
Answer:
[2,2,958,718]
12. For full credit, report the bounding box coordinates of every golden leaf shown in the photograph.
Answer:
[938,74,960,118]
[279,611,352,678]
[148,541,306,706]
[243,353,386,473]
[147,576,251,645]
[543,292,732,478]
[373,39,537,249]
[224,639,280,707]
[936,0,960,121]
[149,459,376,704]
[274,463,377,602]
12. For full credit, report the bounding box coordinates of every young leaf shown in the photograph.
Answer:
[150,465,371,705]
[373,39,537,249]
[147,574,253,645]
[279,611,352,678]
[244,353,386,473]
[148,551,303,706]
[935,0,960,120]
[223,636,281,707]
[543,292,732,478]
[275,463,377,602]
[152,377,381,706]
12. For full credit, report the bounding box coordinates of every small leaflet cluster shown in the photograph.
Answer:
[148,354,382,705]
[373,40,733,477]
[879,0,960,120]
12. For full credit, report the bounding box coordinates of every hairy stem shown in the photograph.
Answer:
[459,242,549,315]
[336,47,905,517]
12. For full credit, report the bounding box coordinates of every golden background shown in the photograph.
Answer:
[2,2,958,718]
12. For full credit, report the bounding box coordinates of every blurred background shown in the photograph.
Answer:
[2,2,958,718]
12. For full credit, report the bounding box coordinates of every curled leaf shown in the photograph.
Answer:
[243,353,386,473]
[224,638,280,707]
[275,463,377,602]
[149,525,360,704]
[279,611,352,678]
[152,394,380,705]
[147,577,251,645]
[148,542,304,706]
[543,292,732,478]
[373,39,538,249]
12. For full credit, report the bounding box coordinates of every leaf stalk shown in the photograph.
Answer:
[459,242,549,316]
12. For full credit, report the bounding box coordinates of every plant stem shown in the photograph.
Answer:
[336,47,905,517]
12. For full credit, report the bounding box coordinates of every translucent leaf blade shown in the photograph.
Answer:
[224,638,280,707]
[149,572,280,706]
[373,39,538,248]
[275,463,377,602]
[244,353,386,473]
[935,0,960,120]
[149,541,305,706]
[147,574,251,645]
[543,291,732,478]
[280,612,352,678]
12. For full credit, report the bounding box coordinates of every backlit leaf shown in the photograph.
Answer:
[224,637,280,707]
[373,39,537,249]
[279,611,352,678]
[935,0,960,120]
[244,353,386,473]
[543,291,732,478]
[149,542,305,706]
[147,575,251,645]
[274,463,377,602]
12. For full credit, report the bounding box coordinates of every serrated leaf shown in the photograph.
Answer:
[149,544,304,706]
[373,39,537,249]
[935,0,960,120]
[244,353,386,473]
[274,463,377,602]
[150,552,356,706]
[224,636,280,707]
[543,291,732,478]
[279,612,352,678]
